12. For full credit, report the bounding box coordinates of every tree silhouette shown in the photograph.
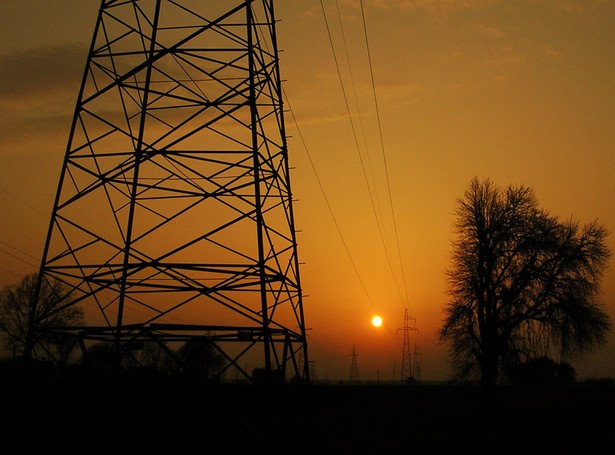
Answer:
[139,341,174,373]
[506,356,576,385]
[0,273,83,363]
[177,337,226,381]
[440,178,611,393]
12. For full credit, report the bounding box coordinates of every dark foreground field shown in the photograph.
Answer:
[2,367,614,454]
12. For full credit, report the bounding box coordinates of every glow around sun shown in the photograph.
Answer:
[371,315,383,328]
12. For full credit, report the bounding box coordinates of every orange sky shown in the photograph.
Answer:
[1,0,614,382]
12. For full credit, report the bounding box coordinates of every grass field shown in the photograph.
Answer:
[2,365,613,454]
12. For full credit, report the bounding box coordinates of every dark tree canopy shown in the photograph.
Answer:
[0,273,84,363]
[177,337,226,381]
[506,356,576,385]
[440,177,611,392]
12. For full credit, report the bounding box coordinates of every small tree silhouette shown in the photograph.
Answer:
[506,356,576,385]
[0,273,83,364]
[176,337,226,381]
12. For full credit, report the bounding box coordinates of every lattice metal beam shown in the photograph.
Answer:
[34,0,309,383]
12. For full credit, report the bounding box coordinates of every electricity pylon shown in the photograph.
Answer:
[349,344,359,383]
[398,308,419,383]
[33,0,309,383]
[413,342,421,382]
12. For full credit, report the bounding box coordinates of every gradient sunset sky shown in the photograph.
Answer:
[1,0,614,382]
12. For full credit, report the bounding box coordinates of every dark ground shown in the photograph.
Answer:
[2,365,614,454]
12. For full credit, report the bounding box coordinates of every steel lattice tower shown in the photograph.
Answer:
[398,308,419,383]
[349,344,359,383]
[34,0,309,383]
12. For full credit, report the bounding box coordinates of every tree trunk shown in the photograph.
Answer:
[480,349,498,395]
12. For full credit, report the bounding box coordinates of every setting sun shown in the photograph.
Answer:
[371,315,383,328]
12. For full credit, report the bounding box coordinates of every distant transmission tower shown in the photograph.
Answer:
[413,342,421,382]
[398,309,419,383]
[32,0,309,383]
[349,344,359,383]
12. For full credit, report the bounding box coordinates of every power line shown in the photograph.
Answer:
[0,186,49,218]
[319,0,381,221]
[0,246,39,269]
[0,265,25,280]
[359,0,411,311]
[284,91,378,314]
[319,0,409,311]
[0,240,40,264]
[331,0,403,305]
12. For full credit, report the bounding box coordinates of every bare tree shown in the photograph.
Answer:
[140,341,175,373]
[177,337,226,381]
[0,273,84,363]
[440,177,611,393]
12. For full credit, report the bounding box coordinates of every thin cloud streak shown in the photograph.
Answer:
[365,0,501,15]
[0,44,85,148]
[365,0,610,15]
[0,43,86,108]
